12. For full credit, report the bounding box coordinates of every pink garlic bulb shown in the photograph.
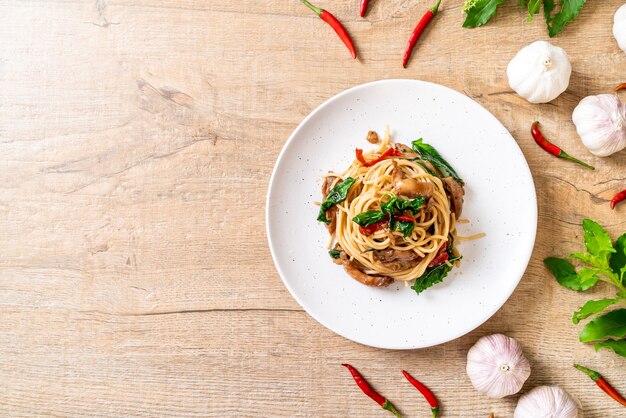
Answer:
[466,334,531,398]
[514,386,582,418]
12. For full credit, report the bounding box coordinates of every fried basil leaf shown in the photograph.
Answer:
[317,177,355,224]
[411,139,463,184]
[328,249,342,259]
[352,210,387,227]
[395,220,415,239]
[411,255,461,295]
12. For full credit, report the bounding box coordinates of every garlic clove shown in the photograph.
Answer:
[507,40,571,104]
[572,94,626,157]
[514,386,582,418]
[613,4,626,55]
[466,334,531,398]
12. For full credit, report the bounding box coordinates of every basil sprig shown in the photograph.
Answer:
[317,177,355,224]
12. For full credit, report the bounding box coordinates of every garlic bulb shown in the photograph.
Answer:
[613,4,626,54]
[572,93,626,157]
[466,334,530,398]
[514,386,582,418]
[507,40,572,104]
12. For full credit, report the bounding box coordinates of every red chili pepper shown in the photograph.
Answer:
[615,83,626,93]
[611,189,626,209]
[358,216,389,236]
[356,147,403,167]
[395,215,416,222]
[402,0,441,68]
[360,0,368,17]
[402,370,439,418]
[574,364,626,407]
[342,364,402,417]
[531,121,594,170]
[299,0,357,59]
[427,246,449,268]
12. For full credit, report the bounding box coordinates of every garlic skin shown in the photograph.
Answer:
[613,4,626,54]
[466,334,531,398]
[507,41,572,104]
[572,94,626,157]
[514,386,582,418]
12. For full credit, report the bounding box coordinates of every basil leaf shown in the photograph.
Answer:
[328,249,342,259]
[411,139,463,184]
[352,210,386,227]
[582,219,615,266]
[573,298,620,325]
[462,0,507,28]
[317,177,355,224]
[569,252,604,269]
[395,220,415,239]
[381,195,427,216]
[610,233,626,282]
[380,195,398,215]
[527,0,542,20]
[579,309,626,342]
[594,339,626,358]
[545,0,587,38]
[412,255,461,295]
[544,257,598,291]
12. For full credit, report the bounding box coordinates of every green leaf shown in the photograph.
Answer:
[328,249,342,259]
[411,139,463,184]
[545,0,587,37]
[395,220,414,239]
[412,256,461,295]
[544,257,598,291]
[610,233,626,282]
[573,298,619,325]
[352,210,386,227]
[594,339,626,357]
[317,177,355,224]
[569,252,604,269]
[582,219,615,264]
[462,0,507,28]
[527,0,542,20]
[579,309,626,342]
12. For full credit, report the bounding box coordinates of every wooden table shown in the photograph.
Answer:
[2,1,625,416]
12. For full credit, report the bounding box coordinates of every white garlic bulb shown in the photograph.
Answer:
[572,93,626,157]
[514,386,582,418]
[613,4,626,54]
[466,334,531,398]
[507,40,572,103]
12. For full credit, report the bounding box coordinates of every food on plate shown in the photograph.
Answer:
[317,129,469,294]
[466,334,531,398]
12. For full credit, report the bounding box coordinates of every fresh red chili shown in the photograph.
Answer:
[402,0,441,68]
[402,370,439,418]
[360,0,368,17]
[358,219,387,236]
[574,364,626,407]
[395,215,416,222]
[615,83,626,93]
[342,364,402,417]
[531,121,594,170]
[299,0,357,59]
[611,189,626,209]
[356,147,403,167]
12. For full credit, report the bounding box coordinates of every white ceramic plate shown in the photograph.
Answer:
[266,79,537,349]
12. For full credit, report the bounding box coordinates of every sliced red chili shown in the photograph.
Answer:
[356,147,403,167]
[610,189,626,209]
[359,219,387,236]
[428,247,449,268]
[395,215,416,222]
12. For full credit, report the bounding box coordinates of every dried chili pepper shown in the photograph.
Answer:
[356,147,403,167]
[402,0,441,68]
[299,0,357,59]
[342,364,402,417]
[574,364,626,407]
[531,121,594,170]
[395,215,416,223]
[402,370,439,418]
[360,0,368,17]
[611,189,626,209]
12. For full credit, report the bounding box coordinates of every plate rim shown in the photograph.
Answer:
[265,78,538,349]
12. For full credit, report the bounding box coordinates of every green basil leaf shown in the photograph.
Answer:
[380,195,398,215]
[579,309,626,342]
[462,0,507,28]
[594,339,626,358]
[352,210,386,227]
[527,0,542,19]
[411,139,464,185]
[380,195,427,216]
[569,252,603,268]
[328,249,342,259]
[582,219,615,265]
[572,298,619,325]
[395,220,415,239]
[545,0,587,37]
[317,177,355,223]
[412,256,461,295]
[544,257,598,291]
[610,233,626,282]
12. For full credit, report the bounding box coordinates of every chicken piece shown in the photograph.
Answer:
[373,248,422,271]
[321,175,338,234]
[442,177,464,217]
[333,246,393,287]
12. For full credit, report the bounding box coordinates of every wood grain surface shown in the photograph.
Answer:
[1,0,625,416]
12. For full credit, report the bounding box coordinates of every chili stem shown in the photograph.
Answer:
[574,364,626,407]
[558,152,595,170]
[299,0,322,15]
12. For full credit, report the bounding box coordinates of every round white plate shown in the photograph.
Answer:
[266,79,537,349]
